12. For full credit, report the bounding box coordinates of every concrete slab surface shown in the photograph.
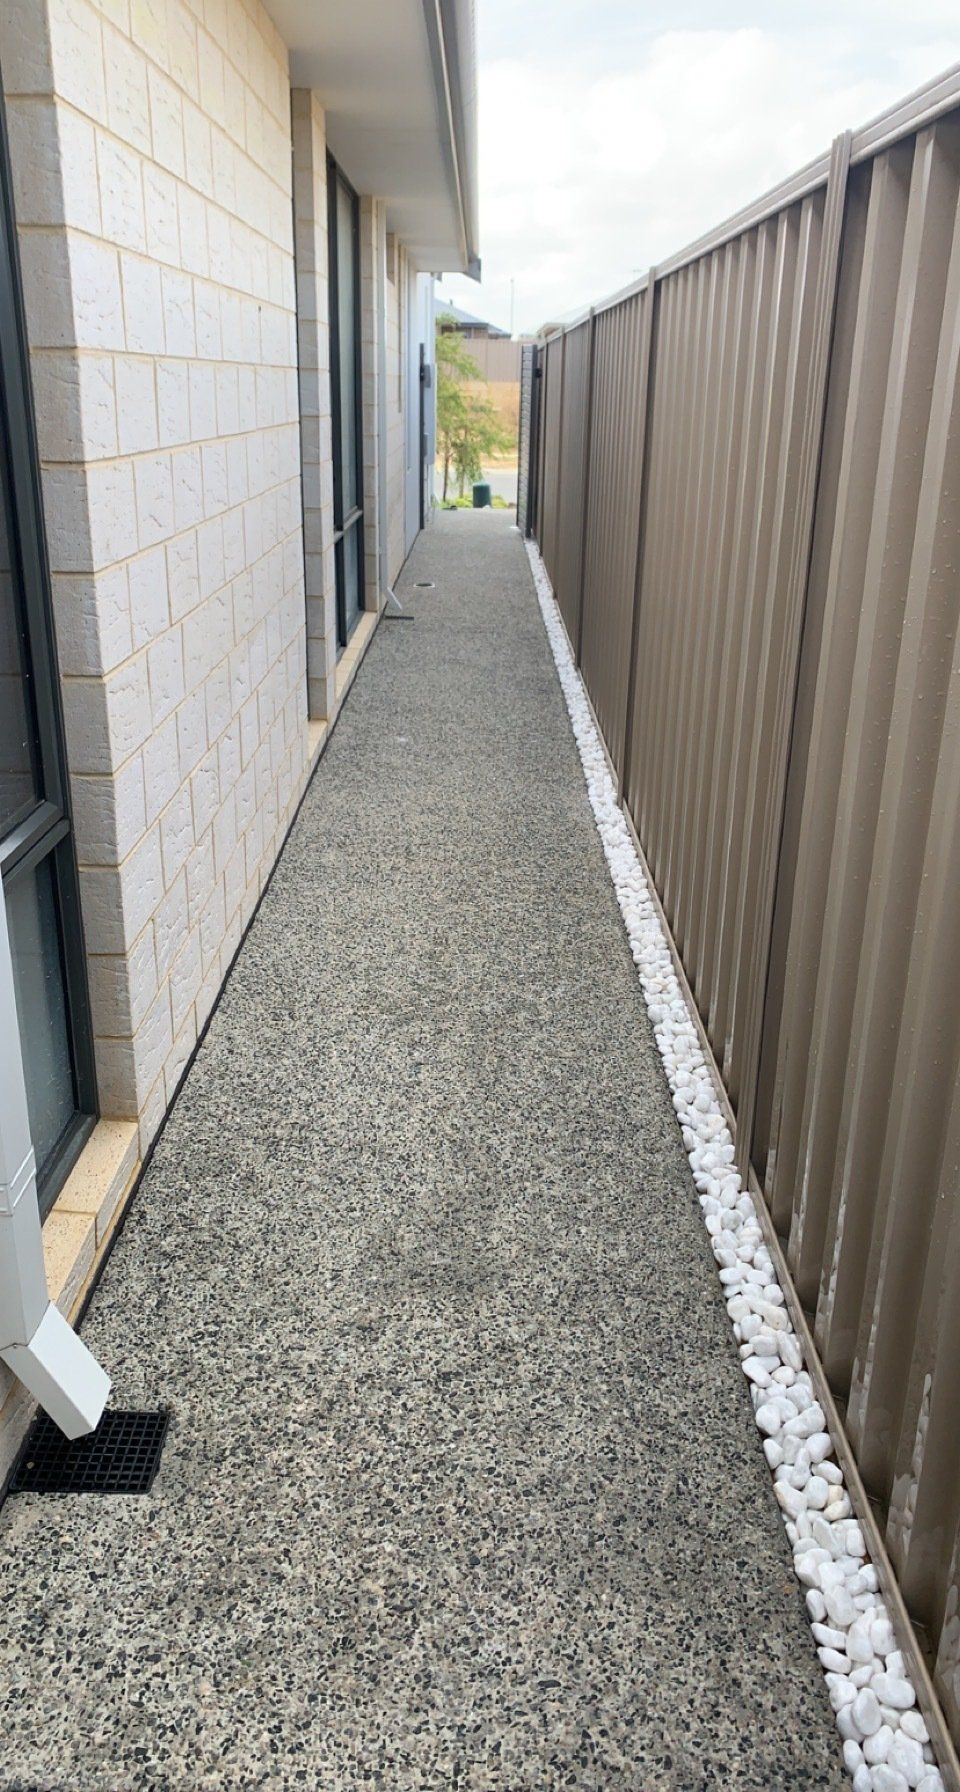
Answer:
[0,513,845,1791]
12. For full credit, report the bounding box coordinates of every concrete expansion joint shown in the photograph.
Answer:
[526,537,949,1792]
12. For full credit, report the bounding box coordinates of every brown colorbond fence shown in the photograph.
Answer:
[522,65,960,1758]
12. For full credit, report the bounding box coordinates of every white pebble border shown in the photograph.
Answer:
[526,539,945,1792]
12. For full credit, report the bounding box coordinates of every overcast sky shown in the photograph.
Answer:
[437,2,958,336]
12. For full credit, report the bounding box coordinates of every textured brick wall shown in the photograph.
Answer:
[291,88,335,721]
[0,0,310,1155]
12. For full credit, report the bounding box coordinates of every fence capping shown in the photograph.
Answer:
[850,58,960,163]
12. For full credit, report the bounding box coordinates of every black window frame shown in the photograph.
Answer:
[326,155,365,651]
[0,82,98,1214]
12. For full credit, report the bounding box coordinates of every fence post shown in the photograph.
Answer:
[574,308,597,666]
[553,327,567,587]
[527,347,542,539]
[734,131,852,1183]
[618,267,659,801]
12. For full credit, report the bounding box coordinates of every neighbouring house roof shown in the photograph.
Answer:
[437,302,509,336]
[267,0,480,278]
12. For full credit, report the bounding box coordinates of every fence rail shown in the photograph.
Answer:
[521,62,960,1758]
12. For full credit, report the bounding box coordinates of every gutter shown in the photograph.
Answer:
[0,894,110,1438]
[421,0,481,280]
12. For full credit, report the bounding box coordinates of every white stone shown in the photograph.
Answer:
[743,1357,773,1387]
[851,1689,883,1737]
[785,1403,827,1440]
[872,1674,916,1712]
[755,1401,783,1436]
[775,1483,806,1522]
[871,1768,909,1792]
[887,1735,925,1784]
[863,1724,895,1765]
[810,1515,843,1557]
[817,1646,850,1674]
[899,1711,928,1745]
[838,1705,861,1742]
[842,1739,864,1774]
[824,1585,858,1628]
[805,1476,830,1510]
[846,1617,876,1665]
[871,1617,896,1657]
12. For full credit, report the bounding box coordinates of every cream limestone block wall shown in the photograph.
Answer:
[0,0,311,1156]
[290,89,335,722]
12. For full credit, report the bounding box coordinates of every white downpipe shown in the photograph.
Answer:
[377,203,389,599]
[0,892,110,1438]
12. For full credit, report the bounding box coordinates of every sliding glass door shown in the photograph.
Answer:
[327,157,364,648]
[0,90,97,1215]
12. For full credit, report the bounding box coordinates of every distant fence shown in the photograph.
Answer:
[516,342,539,536]
[521,65,960,1753]
[457,336,523,383]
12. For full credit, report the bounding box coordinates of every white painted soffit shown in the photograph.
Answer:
[266,0,480,277]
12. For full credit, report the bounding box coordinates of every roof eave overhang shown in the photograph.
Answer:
[266,0,480,277]
[421,0,481,280]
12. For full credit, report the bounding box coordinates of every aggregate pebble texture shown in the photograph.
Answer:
[0,513,848,1791]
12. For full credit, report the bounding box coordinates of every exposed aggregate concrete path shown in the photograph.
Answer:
[0,513,845,1790]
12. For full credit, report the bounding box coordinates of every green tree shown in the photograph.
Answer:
[435,314,513,502]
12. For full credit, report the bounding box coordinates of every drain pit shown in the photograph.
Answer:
[12,1408,170,1495]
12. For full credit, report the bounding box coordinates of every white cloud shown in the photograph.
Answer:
[438,4,959,335]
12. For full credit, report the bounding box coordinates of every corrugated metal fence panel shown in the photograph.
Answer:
[516,342,532,535]
[753,113,960,1720]
[624,191,826,1111]
[579,290,648,771]
[516,342,536,537]
[529,75,960,1749]
[551,318,591,645]
[538,333,563,592]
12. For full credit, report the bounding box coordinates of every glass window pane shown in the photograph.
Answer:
[342,519,362,638]
[7,853,76,1177]
[0,434,39,834]
[336,177,358,517]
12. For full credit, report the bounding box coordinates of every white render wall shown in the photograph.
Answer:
[0,0,310,1154]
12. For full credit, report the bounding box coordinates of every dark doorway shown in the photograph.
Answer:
[0,88,97,1215]
[327,157,364,650]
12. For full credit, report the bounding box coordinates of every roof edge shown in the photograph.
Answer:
[421,0,481,279]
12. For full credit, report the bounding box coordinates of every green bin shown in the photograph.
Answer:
[472,481,492,508]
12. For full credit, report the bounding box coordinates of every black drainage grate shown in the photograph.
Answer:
[11,1409,170,1496]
